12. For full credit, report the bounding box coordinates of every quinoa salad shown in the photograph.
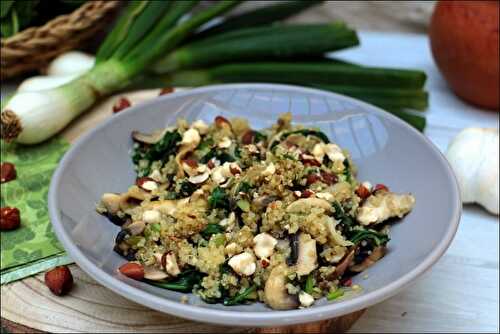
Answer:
[97,113,416,310]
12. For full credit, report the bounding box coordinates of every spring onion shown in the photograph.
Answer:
[160,62,427,89]
[1,0,240,144]
[154,23,359,72]
[192,0,324,40]
[327,288,345,301]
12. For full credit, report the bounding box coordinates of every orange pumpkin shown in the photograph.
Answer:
[429,1,499,111]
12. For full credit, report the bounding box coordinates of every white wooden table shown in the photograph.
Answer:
[343,32,500,333]
[1,26,499,334]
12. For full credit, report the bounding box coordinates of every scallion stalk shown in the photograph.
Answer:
[153,23,359,72]
[1,1,241,144]
[192,0,324,40]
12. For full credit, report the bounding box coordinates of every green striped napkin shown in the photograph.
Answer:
[1,137,72,285]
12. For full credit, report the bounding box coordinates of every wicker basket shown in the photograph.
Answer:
[0,1,120,79]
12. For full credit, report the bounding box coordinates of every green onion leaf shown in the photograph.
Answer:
[327,288,344,301]
[223,285,257,306]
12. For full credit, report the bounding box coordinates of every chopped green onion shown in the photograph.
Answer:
[327,288,344,301]
[236,199,250,212]
[304,274,315,295]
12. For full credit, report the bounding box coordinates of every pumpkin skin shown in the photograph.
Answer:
[429,1,499,111]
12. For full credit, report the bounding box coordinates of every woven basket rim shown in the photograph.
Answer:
[1,1,119,44]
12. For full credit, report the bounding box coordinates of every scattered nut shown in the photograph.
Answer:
[0,162,16,183]
[112,97,131,113]
[119,262,144,280]
[45,266,73,296]
[300,154,321,167]
[306,174,321,185]
[188,172,210,184]
[301,189,315,198]
[241,130,255,144]
[253,233,278,259]
[355,184,371,199]
[159,87,174,95]
[162,252,181,277]
[321,171,337,185]
[0,207,20,231]
[214,115,231,129]
[373,184,389,193]
[228,252,256,276]
[136,177,158,192]
[143,210,161,224]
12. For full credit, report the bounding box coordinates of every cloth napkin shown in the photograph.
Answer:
[1,137,72,284]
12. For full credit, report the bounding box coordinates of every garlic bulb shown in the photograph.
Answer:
[446,128,499,215]
[46,51,95,76]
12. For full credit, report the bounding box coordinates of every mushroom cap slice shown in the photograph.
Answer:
[350,246,387,272]
[286,198,331,213]
[101,193,122,214]
[333,247,357,278]
[132,129,167,144]
[296,233,318,276]
[264,264,299,310]
[143,265,168,280]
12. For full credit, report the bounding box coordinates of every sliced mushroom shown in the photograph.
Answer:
[333,247,357,278]
[144,199,178,216]
[264,264,299,310]
[350,246,387,272]
[296,233,318,276]
[101,193,122,214]
[143,265,168,280]
[356,192,415,226]
[127,221,146,235]
[253,195,278,211]
[132,129,167,144]
[162,252,181,277]
[188,171,210,184]
[286,198,331,213]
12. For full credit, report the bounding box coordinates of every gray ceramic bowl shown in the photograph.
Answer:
[49,84,461,327]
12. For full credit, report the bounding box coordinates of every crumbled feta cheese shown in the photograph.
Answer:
[294,190,302,197]
[224,242,240,257]
[211,166,226,184]
[315,192,334,201]
[228,252,256,276]
[299,291,315,307]
[149,169,162,182]
[141,180,158,191]
[217,136,232,149]
[188,172,209,184]
[192,120,209,135]
[181,128,200,146]
[262,162,276,176]
[253,233,278,259]
[312,143,325,163]
[165,252,180,276]
[324,143,345,162]
[245,144,259,154]
[143,210,161,223]
[219,212,236,231]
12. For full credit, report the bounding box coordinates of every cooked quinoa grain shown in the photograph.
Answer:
[99,113,415,309]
